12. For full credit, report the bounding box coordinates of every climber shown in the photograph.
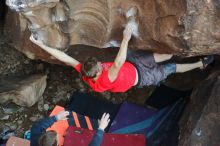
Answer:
[30,111,110,146]
[30,6,214,93]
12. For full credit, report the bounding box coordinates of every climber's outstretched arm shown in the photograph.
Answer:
[30,35,80,68]
[108,25,132,82]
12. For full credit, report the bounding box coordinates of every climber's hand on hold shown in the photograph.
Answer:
[30,34,43,46]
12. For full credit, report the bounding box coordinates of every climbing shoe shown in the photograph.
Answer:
[201,55,214,69]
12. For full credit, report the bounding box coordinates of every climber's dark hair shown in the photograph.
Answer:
[81,57,99,78]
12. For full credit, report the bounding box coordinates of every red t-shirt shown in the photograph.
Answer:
[75,62,136,92]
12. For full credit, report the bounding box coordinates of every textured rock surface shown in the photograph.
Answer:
[179,71,220,146]
[0,74,47,107]
[4,0,220,64]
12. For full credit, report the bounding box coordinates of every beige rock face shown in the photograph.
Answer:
[0,74,47,107]
[5,0,220,64]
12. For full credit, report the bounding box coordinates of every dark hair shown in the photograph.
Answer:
[81,57,99,78]
[38,130,58,146]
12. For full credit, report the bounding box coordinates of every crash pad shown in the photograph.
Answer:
[109,101,180,137]
[47,105,98,146]
[65,91,121,124]
[63,126,146,146]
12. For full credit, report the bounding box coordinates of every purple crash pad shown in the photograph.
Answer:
[109,101,174,137]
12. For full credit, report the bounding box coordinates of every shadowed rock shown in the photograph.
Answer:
[0,74,47,107]
[179,71,220,146]
[4,0,220,64]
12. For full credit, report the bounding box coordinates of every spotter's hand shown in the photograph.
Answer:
[55,111,70,121]
[98,113,110,131]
